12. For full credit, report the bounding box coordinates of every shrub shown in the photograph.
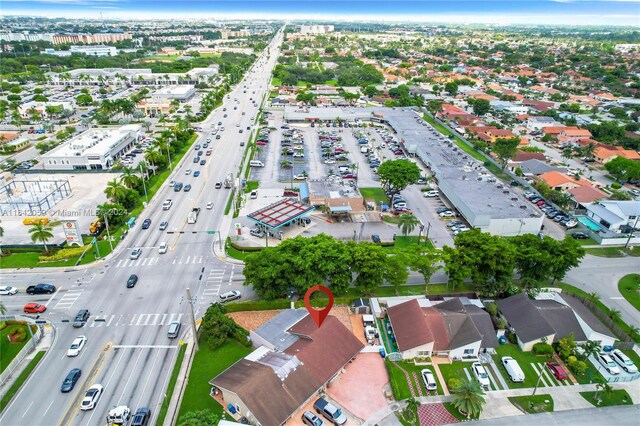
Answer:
[507,332,518,344]
[486,302,498,317]
[39,245,88,261]
[567,356,587,376]
[447,377,461,391]
[496,318,508,330]
[0,321,6,330]
[611,182,622,189]
[532,342,554,356]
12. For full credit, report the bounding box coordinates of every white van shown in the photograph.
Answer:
[501,356,525,382]
[250,160,264,167]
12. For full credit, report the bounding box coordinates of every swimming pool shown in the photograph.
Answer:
[577,216,602,232]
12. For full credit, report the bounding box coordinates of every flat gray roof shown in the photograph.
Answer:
[253,309,307,352]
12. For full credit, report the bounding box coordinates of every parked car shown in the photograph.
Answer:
[472,362,491,388]
[250,228,265,238]
[424,190,439,198]
[302,410,325,426]
[61,368,82,393]
[371,234,381,243]
[439,211,456,218]
[571,232,589,240]
[597,352,621,375]
[26,283,56,295]
[611,349,638,373]
[73,309,90,328]
[313,397,347,425]
[23,303,46,314]
[501,356,525,382]
[127,274,138,288]
[436,207,451,214]
[67,335,87,357]
[219,290,241,303]
[420,369,437,391]
[80,384,103,411]
[546,362,568,381]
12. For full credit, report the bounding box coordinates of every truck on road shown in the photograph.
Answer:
[187,208,201,224]
[106,406,130,425]
[224,174,233,189]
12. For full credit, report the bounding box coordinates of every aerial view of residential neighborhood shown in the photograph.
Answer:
[0,0,639,425]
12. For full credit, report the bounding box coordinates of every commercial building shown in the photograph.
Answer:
[136,99,172,117]
[303,178,365,214]
[151,85,196,101]
[1,32,131,45]
[300,25,334,34]
[41,125,140,171]
[284,106,543,236]
[47,66,218,86]
[18,101,74,119]
[69,45,117,56]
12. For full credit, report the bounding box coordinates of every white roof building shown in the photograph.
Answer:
[42,125,141,171]
[151,85,196,101]
[18,101,74,118]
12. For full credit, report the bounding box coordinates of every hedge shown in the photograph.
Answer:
[39,245,88,261]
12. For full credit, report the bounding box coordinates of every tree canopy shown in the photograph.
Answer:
[376,159,422,198]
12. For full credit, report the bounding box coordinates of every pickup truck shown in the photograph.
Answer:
[163,199,172,210]
[313,398,347,425]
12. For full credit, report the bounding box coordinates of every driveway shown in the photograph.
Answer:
[326,352,390,422]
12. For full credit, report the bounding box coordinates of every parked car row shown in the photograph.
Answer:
[523,192,577,228]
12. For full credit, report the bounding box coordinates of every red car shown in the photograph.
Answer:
[536,200,546,207]
[546,362,567,381]
[256,141,267,146]
[24,303,47,314]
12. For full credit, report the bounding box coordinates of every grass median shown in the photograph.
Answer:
[0,351,45,412]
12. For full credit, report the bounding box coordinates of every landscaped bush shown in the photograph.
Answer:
[8,327,27,343]
[39,245,88,261]
[566,355,588,376]
[448,377,461,391]
[611,182,622,189]
[228,241,263,252]
[532,342,554,356]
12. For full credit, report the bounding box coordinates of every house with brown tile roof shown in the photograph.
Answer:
[594,146,640,164]
[522,98,555,112]
[385,298,496,360]
[211,311,363,425]
[538,171,590,191]
[568,186,610,205]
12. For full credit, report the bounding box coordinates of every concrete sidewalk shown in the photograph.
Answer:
[0,323,54,401]
[364,380,640,425]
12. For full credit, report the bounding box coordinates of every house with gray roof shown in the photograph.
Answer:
[583,200,640,233]
[249,309,307,351]
[498,292,616,351]
[516,159,566,177]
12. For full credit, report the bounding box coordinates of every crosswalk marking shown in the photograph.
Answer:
[54,290,84,310]
[88,313,183,328]
[115,256,206,268]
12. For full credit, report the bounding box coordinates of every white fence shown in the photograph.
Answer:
[0,318,42,387]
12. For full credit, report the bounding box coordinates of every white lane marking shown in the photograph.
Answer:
[106,315,115,327]
[112,345,178,349]
[21,401,34,418]
[42,400,54,417]
[117,346,146,404]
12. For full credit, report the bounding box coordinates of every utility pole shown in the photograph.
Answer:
[103,212,113,251]
[139,163,148,203]
[185,288,199,352]
[624,215,639,248]
[531,366,545,396]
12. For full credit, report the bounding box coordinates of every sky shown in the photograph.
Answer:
[1,0,639,26]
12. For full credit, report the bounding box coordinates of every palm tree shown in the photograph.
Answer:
[29,222,54,253]
[593,377,614,403]
[0,301,6,316]
[398,214,420,236]
[104,178,127,204]
[580,340,602,361]
[608,309,622,322]
[120,167,139,189]
[402,397,420,424]
[450,377,486,419]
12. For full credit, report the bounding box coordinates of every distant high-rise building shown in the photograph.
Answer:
[0,31,131,45]
[299,25,334,34]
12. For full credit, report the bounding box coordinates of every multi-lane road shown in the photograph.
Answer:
[0,28,284,426]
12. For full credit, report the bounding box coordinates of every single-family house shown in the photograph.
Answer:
[525,116,561,131]
[538,171,589,191]
[583,200,640,233]
[497,292,616,352]
[568,186,610,206]
[517,159,566,177]
[593,146,640,164]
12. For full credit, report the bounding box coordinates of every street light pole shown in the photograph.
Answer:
[185,288,199,352]
[624,215,639,249]
[103,212,113,252]
[139,163,148,203]
[531,366,545,396]
[425,222,431,246]
[166,141,173,171]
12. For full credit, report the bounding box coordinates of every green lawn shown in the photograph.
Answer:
[492,344,553,389]
[156,343,187,425]
[386,360,443,400]
[577,237,599,246]
[271,77,282,87]
[508,394,554,414]
[244,180,259,193]
[580,389,633,407]
[618,274,640,311]
[178,340,252,418]
[0,323,37,374]
[437,361,473,388]
[584,247,628,257]
[389,236,435,250]
[0,351,45,411]
[359,187,389,205]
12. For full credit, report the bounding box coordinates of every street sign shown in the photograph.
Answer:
[207,231,216,234]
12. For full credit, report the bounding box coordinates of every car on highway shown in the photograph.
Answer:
[206,150,212,156]
[159,221,169,231]
[141,219,152,229]
[131,407,151,426]
[184,184,192,192]
[23,303,46,314]
[0,286,18,295]
[167,321,181,339]
[216,134,221,139]
[193,157,200,163]
[67,335,87,357]
[597,352,621,374]
[126,274,138,288]
[207,202,214,209]
[26,283,56,295]
[203,143,209,148]
[215,181,222,189]
[194,171,200,177]
[219,290,241,303]
[546,362,568,381]
[73,309,90,328]
[158,242,168,254]
[174,182,183,192]
[200,159,206,165]
[80,384,103,411]
[61,368,82,393]
[185,169,192,175]
[371,234,381,243]
[472,362,491,388]
[130,248,142,259]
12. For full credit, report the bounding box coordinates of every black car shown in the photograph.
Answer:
[127,274,138,288]
[73,309,90,328]
[141,219,151,229]
[184,184,192,192]
[61,368,82,393]
[216,135,221,139]
[200,159,206,166]
[26,283,56,295]
[174,182,183,192]
[371,234,381,243]
[131,407,151,426]
[571,232,589,240]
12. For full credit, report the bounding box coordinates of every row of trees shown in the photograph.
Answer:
[273,57,384,87]
[243,228,585,300]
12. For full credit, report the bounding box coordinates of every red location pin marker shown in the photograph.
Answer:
[304,285,334,328]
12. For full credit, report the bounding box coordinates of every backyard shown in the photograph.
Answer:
[177,340,252,419]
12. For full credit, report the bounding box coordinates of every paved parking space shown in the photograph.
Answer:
[326,352,390,422]
[530,362,575,387]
